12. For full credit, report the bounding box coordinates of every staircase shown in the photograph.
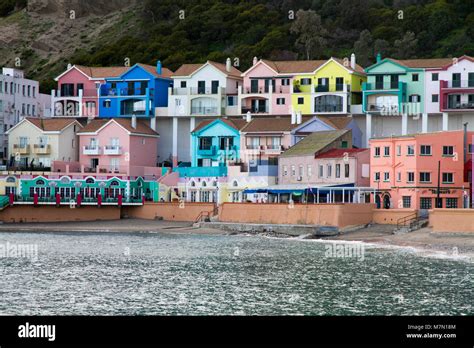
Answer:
[395,212,429,234]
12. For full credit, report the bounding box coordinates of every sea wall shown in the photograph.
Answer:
[429,209,474,233]
[0,205,120,223]
[372,209,418,225]
[123,202,215,222]
[218,203,375,228]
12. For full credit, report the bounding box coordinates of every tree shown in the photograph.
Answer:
[290,9,327,60]
[353,29,373,67]
[394,31,418,59]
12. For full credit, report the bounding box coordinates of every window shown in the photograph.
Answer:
[180,81,186,88]
[407,172,415,183]
[341,141,348,149]
[396,145,401,156]
[281,78,290,86]
[397,172,401,182]
[374,147,380,157]
[300,78,311,85]
[420,198,432,209]
[291,165,296,176]
[198,137,212,150]
[383,172,390,181]
[412,74,419,82]
[319,165,324,178]
[408,95,420,102]
[374,172,380,181]
[327,165,332,178]
[419,172,431,183]
[307,165,312,177]
[219,136,233,150]
[297,97,304,105]
[298,165,304,177]
[442,172,454,183]
[446,198,458,209]
[432,94,439,103]
[283,165,288,176]
[335,164,341,178]
[384,146,390,156]
[276,98,285,105]
[227,96,237,106]
[402,196,411,208]
[432,73,439,81]
[407,145,415,156]
[103,100,111,108]
[344,164,350,178]
[420,145,431,155]
[469,144,474,153]
[442,145,454,156]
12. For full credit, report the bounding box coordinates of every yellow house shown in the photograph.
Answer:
[6,118,83,170]
[291,56,366,115]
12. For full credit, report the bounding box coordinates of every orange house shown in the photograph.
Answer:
[369,130,473,211]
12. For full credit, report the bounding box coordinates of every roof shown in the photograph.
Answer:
[191,118,248,133]
[136,63,173,79]
[25,117,81,132]
[77,118,159,136]
[172,61,242,78]
[74,65,129,78]
[259,57,365,74]
[317,116,352,130]
[280,130,349,157]
[315,148,368,159]
[369,129,474,141]
[241,116,311,133]
[390,58,455,69]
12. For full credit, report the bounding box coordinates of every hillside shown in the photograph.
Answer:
[0,0,473,93]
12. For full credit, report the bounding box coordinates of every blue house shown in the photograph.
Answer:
[98,61,173,118]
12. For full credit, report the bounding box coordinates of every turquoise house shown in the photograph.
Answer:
[189,118,247,168]
[362,54,425,115]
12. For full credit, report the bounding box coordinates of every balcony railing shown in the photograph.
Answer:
[13,144,30,154]
[241,85,290,94]
[363,81,401,91]
[54,89,97,98]
[241,105,269,114]
[33,144,51,154]
[313,84,349,93]
[197,146,217,156]
[191,106,218,114]
[100,87,153,97]
[314,103,344,113]
[445,102,474,110]
[444,80,474,88]
[246,144,261,150]
[174,165,228,178]
[367,103,399,114]
[189,87,222,95]
[103,145,122,155]
[83,145,101,155]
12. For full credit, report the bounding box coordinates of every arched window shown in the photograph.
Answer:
[212,181,217,187]
[6,176,16,183]
[36,179,45,185]
[85,177,95,184]
[60,176,71,184]
[190,181,196,187]
[110,180,120,186]
[233,180,238,187]
[202,181,207,187]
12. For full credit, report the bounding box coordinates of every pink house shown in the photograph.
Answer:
[77,118,159,176]
[239,58,324,115]
[370,130,474,211]
[51,65,127,117]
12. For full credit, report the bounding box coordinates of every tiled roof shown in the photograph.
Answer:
[317,116,352,130]
[78,118,159,136]
[389,58,455,69]
[137,63,173,79]
[74,65,128,78]
[280,130,349,157]
[172,61,242,78]
[26,117,80,132]
[315,148,368,159]
[260,57,365,74]
[241,116,312,133]
[191,118,248,133]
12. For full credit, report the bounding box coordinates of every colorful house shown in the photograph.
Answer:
[6,117,83,169]
[291,55,366,115]
[99,62,173,118]
[77,117,160,176]
[51,65,127,118]
[369,130,473,211]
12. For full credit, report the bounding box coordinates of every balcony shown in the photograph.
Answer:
[363,81,403,91]
[314,103,344,113]
[53,89,97,98]
[83,145,101,155]
[241,85,290,95]
[103,145,122,155]
[241,105,269,114]
[33,144,51,155]
[100,86,153,97]
[13,144,30,155]
[197,146,217,156]
[191,106,218,115]
[314,84,350,93]
[174,165,228,178]
[189,87,223,95]
[442,80,474,89]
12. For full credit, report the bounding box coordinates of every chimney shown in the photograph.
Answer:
[67,63,72,70]
[296,111,302,125]
[156,60,162,75]
[253,56,258,66]
[226,57,231,72]
[246,111,252,123]
[376,53,382,63]
[131,115,137,129]
[350,53,356,69]
[291,110,296,125]
[150,116,156,131]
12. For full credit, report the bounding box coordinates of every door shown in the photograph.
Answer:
[452,73,461,87]
[91,158,99,170]
[335,77,344,91]
[211,81,219,94]
[317,78,329,92]
[198,81,205,94]
[250,79,258,93]
[390,75,399,89]
[375,75,384,89]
